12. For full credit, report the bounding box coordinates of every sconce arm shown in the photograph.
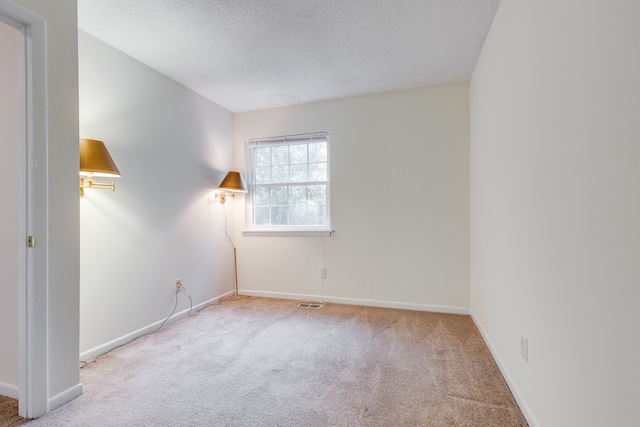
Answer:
[80,176,116,196]
[215,191,239,203]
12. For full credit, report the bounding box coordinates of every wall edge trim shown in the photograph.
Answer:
[240,290,470,314]
[470,310,539,427]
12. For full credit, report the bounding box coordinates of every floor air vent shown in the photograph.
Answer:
[297,302,323,309]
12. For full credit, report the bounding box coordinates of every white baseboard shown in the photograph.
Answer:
[470,310,539,427]
[0,381,18,399]
[239,290,470,315]
[79,290,235,362]
[1,381,82,413]
[48,383,83,413]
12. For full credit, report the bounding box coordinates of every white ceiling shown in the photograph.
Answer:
[78,0,500,113]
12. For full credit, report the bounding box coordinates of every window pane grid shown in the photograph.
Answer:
[247,132,329,229]
[254,143,326,185]
[252,184,327,226]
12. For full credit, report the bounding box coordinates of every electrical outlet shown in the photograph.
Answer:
[520,335,528,362]
[175,278,183,290]
[319,267,327,279]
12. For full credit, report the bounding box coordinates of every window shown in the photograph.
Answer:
[245,132,330,234]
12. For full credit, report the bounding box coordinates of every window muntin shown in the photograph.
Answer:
[245,132,330,232]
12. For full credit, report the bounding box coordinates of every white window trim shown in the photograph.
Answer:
[244,132,331,235]
[242,229,333,237]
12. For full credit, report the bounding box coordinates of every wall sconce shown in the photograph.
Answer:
[79,139,121,196]
[216,171,247,203]
[216,171,247,297]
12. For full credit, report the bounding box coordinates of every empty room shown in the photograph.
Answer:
[0,0,638,426]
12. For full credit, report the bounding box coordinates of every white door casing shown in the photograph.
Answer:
[0,0,48,418]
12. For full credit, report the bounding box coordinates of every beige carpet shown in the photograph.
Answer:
[25,296,527,426]
[0,395,28,427]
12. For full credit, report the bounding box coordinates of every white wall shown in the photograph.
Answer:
[470,1,640,426]
[234,84,470,311]
[78,31,235,356]
[0,19,21,396]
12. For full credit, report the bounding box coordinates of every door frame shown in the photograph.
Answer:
[0,0,48,418]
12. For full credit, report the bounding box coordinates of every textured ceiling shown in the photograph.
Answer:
[78,0,500,113]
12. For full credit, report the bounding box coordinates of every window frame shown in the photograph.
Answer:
[244,132,331,235]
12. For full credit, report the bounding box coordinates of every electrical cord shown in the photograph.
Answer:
[222,200,236,250]
[80,282,199,369]
[320,231,333,269]
[157,285,181,330]
[315,231,334,303]
[222,202,240,296]
[182,285,199,317]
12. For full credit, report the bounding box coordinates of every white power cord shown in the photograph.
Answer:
[81,279,197,368]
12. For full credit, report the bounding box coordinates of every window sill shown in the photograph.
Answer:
[242,229,333,237]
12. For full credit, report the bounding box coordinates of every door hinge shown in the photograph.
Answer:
[27,236,36,248]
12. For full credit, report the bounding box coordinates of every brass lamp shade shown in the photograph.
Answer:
[216,171,247,203]
[80,138,121,177]
[218,171,247,193]
[79,139,121,195]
